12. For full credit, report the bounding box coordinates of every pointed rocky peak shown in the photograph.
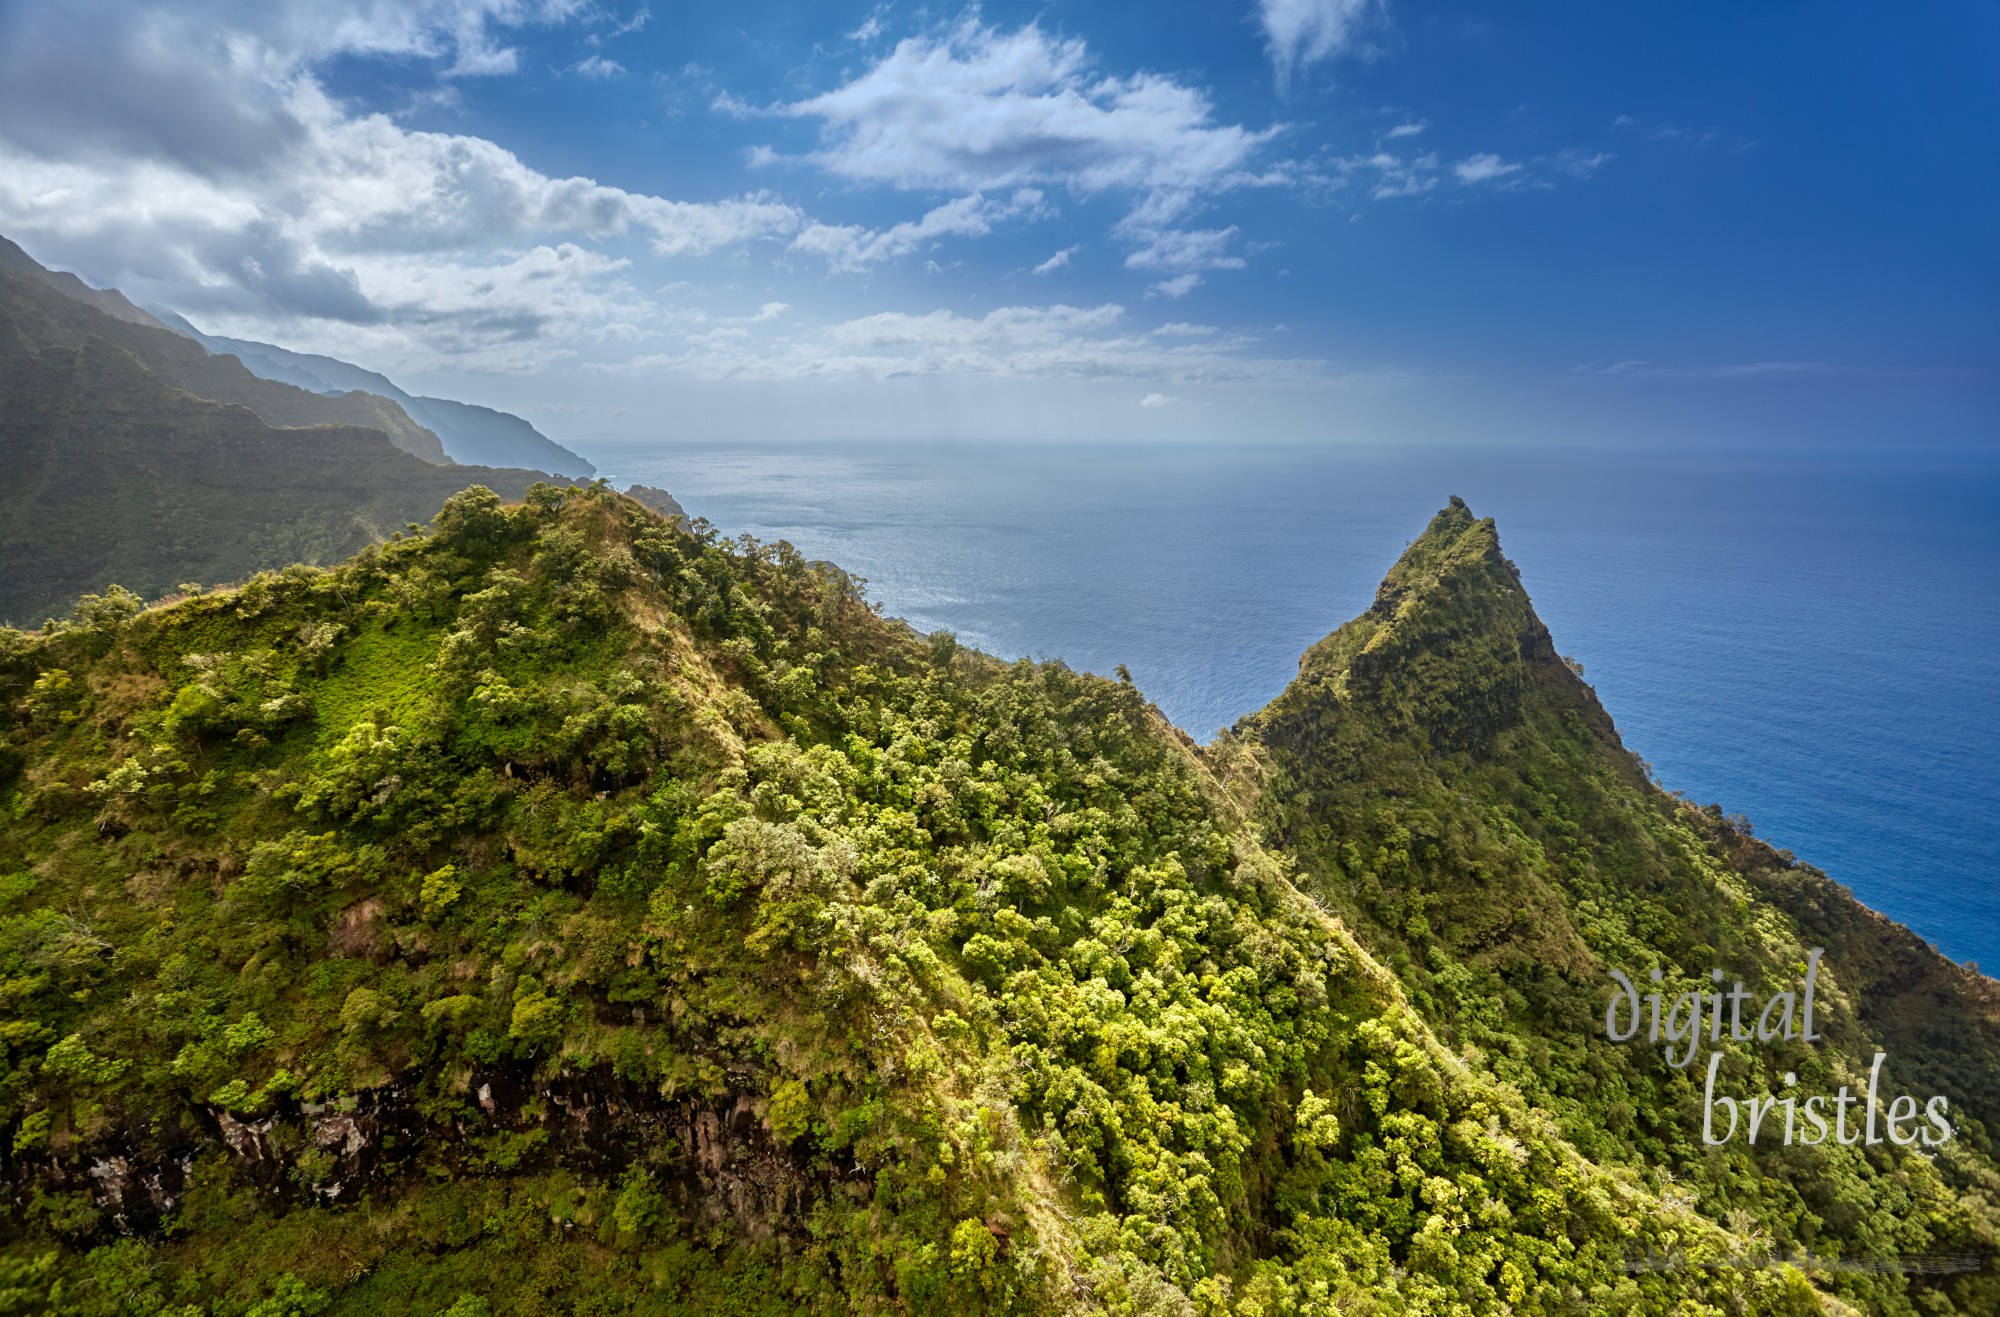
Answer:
[1293,497,1529,682]
[1254,498,1626,763]
[1364,494,1520,621]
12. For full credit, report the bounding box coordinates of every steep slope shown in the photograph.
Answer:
[0,486,1832,1315]
[0,236,181,336]
[1233,497,2000,1315]
[168,323,596,477]
[0,276,579,624]
[0,260,445,464]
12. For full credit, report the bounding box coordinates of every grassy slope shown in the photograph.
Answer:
[1235,497,2000,1315]
[0,486,1837,1316]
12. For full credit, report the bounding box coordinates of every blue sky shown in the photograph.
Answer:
[0,0,1993,447]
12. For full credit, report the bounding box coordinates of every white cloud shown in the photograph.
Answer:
[849,8,888,43]
[599,301,1341,387]
[778,20,1276,193]
[0,2,802,366]
[1336,151,1439,200]
[1454,153,1522,184]
[1384,122,1423,139]
[1122,226,1243,273]
[712,90,764,119]
[573,55,625,79]
[1032,245,1079,275]
[1325,145,1610,201]
[791,189,1046,272]
[1258,0,1378,93]
[764,18,1282,276]
[1550,149,1614,178]
[1147,274,1202,299]
[1138,392,1179,408]
[604,6,648,39]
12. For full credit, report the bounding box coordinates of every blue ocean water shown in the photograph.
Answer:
[586,438,2000,972]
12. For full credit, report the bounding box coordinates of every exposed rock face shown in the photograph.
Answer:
[14,1071,846,1242]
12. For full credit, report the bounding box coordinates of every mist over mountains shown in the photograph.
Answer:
[154,313,593,478]
[1,233,592,477]
[0,233,603,624]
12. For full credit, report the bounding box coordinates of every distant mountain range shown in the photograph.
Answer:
[0,259,591,624]
[153,312,594,478]
[0,233,592,478]
[0,233,670,625]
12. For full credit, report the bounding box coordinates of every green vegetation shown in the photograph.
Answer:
[0,266,576,625]
[0,487,1991,1313]
[1232,497,2000,1316]
[0,259,445,463]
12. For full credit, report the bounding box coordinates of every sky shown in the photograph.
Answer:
[0,0,1994,449]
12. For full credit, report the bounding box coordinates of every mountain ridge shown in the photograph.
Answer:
[0,236,181,337]
[0,261,448,464]
[0,485,1989,1313]
[1234,495,2000,1311]
[0,264,586,624]
[157,316,595,478]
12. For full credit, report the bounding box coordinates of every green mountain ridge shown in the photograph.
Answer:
[0,484,1991,1314]
[1232,497,2000,1303]
[0,238,180,338]
[0,263,445,465]
[0,233,593,479]
[0,267,580,626]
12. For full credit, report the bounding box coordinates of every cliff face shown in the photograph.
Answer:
[0,487,1990,1314]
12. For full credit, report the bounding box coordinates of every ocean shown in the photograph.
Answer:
[585,438,2000,972]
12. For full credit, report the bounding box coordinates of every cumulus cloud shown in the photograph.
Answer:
[1138,392,1179,407]
[573,55,625,79]
[764,17,1283,276]
[1147,274,1202,299]
[1258,0,1378,92]
[792,189,1047,272]
[0,0,801,366]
